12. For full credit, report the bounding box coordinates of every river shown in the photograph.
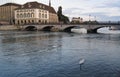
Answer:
[0,31,120,77]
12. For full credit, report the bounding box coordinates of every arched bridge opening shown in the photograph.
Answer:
[42,26,54,31]
[88,26,107,33]
[24,26,37,31]
[63,26,78,32]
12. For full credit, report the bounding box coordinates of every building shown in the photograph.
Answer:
[0,3,21,25]
[15,1,58,25]
[71,17,83,24]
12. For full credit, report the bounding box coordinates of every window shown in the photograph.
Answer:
[32,9,34,12]
[39,10,41,12]
[17,14,19,18]
[25,20,26,24]
[24,13,27,17]
[20,14,23,18]
[32,20,34,23]
[42,14,44,18]
[45,20,47,24]
[18,20,20,24]
[24,9,26,12]
[26,10,28,12]
[28,20,30,23]
[45,11,47,13]
[28,10,30,12]
[20,10,23,12]
[39,13,41,18]
[27,13,30,17]
[39,5,42,8]
[43,6,45,9]
[39,20,41,23]
[45,14,47,18]
[21,20,23,23]
[31,13,34,18]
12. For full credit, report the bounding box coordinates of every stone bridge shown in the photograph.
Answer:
[20,24,120,33]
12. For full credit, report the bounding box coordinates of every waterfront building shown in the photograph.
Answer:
[0,3,21,25]
[15,1,58,25]
[71,17,83,24]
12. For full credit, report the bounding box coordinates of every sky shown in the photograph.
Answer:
[0,0,120,21]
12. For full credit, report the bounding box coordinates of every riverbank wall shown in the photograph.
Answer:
[0,25,20,30]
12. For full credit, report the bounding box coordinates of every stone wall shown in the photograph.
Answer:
[0,25,19,30]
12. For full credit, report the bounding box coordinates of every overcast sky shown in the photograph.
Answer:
[0,0,120,21]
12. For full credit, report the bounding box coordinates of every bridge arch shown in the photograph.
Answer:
[89,26,107,33]
[42,26,54,31]
[63,26,78,32]
[24,26,37,31]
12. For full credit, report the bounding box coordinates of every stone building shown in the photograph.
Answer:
[0,3,21,25]
[14,1,58,25]
[71,17,83,24]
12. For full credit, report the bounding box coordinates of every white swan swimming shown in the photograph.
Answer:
[79,58,85,65]
[52,45,57,48]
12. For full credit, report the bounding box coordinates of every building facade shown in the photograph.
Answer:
[0,3,21,25]
[15,1,58,25]
[71,17,83,24]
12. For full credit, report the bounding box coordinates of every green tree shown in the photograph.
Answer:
[57,6,69,24]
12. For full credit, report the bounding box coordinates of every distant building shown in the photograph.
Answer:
[15,1,58,25]
[0,3,21,25]
[71,17,83,24]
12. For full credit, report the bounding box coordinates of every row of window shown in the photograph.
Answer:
[39,5,45,9]
[16,13,34,18]
[17,9,34,12]
[16,9,48,13]
[21,5,46,9]
[16,13,48,19]
[17,20,48,24]
[39,13,48,19]
[17,20,34,24]
[39,10,48,13]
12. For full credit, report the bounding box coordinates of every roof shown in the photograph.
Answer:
[0,3,21,7]
[16,1,56,14]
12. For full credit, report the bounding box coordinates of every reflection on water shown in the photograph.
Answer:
[0,31,120,77]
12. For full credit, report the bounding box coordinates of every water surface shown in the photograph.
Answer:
[0,31,120,77]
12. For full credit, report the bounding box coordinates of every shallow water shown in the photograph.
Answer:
[0,31,120,77]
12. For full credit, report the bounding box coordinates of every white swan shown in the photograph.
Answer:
[52,45,57,48]
[79,58,85,65]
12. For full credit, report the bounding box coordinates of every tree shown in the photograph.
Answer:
[57,6,69,24]
[57,6,62,22]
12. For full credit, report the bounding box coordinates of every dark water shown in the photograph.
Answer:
[0,31,120,77]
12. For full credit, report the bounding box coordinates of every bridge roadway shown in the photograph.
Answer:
[20,24,120,32]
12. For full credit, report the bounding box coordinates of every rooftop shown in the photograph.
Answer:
[0,3,21,7]
[16,1,56,14]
